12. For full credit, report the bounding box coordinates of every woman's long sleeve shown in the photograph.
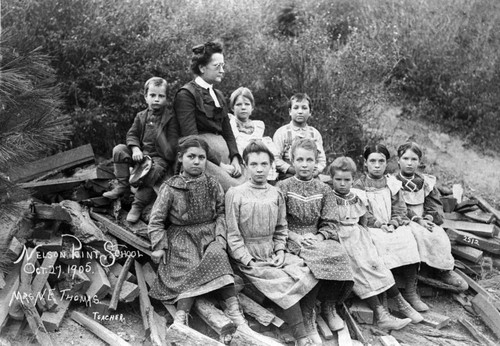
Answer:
[318,192,340,240]
[214,182,227,244]
[225,188,254,265]
[391,190,410,227]
[173,89,199,136]
[424,187,444,225]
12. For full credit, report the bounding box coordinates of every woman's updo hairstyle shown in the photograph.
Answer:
[363,144,390,161]
[190,41,223,76]
[397,142,423,160]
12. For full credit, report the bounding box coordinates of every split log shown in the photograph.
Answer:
[58,270,91,295]
[455,269,500,311]
[238,293,283,327]
[446,228,500,255]
[18,248,54,346]
[32,202,71,222]
[379,335,401,346]
[471,293,500,339]
[70,311,132,346]
[451,245,483,263]
[442,219,498,238]
[417,275,464,293]
[421,310,451,329]
[87,298,110,317]
[41,289,71,332]
[85,259,111,300]
[109,262,136,283]
[193,298,236,336]
[444,212,469,221]
[109,256,135,310]
[8,144,95,183]
[316,315,333,340]
[475,196,500,223]
[464,210,495,224]
[90,211,152,256]
[458,318,495,346]
[7,237,24,259]
[142,261,157,287]
[228,325,283,346]
[452,184,463,203]
[60,200,109,243]
[135,261,162,346]
[165,322,225,346]
[32,236,63,252]
[454,199,478,213]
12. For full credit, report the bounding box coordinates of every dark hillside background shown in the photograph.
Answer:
[2,0,500,161]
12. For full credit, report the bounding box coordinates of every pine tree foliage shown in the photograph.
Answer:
[0,30,70,220]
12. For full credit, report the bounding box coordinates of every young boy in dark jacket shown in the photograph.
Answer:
[103,77,179,223]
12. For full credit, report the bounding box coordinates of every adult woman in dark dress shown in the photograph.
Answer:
[174,41,243,189]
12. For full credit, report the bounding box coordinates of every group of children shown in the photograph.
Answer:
[103,76,468,346]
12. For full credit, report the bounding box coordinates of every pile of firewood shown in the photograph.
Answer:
[1,144,500,346]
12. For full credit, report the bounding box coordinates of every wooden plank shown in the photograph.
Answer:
[166,322,225,346]
[456,269,500,311]
[471,293,500,339]
[446,228,500,255]
[442,219,498,238]
[337,324,353,346]
[134,261,162,346]
[341,303,368,345]
[476,196,500,222]
[85,259,111,300]
[70,311,132,346]
[109,262,136,283]
[19,177,87,194]
[458,318,495,346]
[90,212,152,256]
[142,262,157,287]
[451,245,483,263]
[151,311,167,346]
[31,252,58,298]
[316,315,334,340]
[440,196,457,213]
[464,209,495,224]
[32,203,72,222]
[452,184,464,203]
[41,289,72,332]
[420,310,451,329]
[0,262,21,327]
[18,248,54,346]
[8,144,95,183]
[349,300,374,324]
[444,212,469,221]
[379,335,401,346]
[32,235,63,252]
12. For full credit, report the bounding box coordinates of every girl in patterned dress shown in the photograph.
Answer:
[353,144,426,311]
[328,157,421,330]
[391,142,468,291]
[278,139,353,339]
[226,140,320,346]
[147,136,246,326]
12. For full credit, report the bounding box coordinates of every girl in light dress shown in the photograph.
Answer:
[391,142,468,291]
[327,156,422,330]
[226,140,320,346]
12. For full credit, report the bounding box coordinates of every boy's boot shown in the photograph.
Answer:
[403,277,429,312]
[439,270,468,291]
[224,296,247,326]
[103,163,130,199]
[374,305,411,330]
[393,293,424,323]
[322,301,344,331]
[173,310,188,325]
[300,295,322,345]
[126,187,155,223]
